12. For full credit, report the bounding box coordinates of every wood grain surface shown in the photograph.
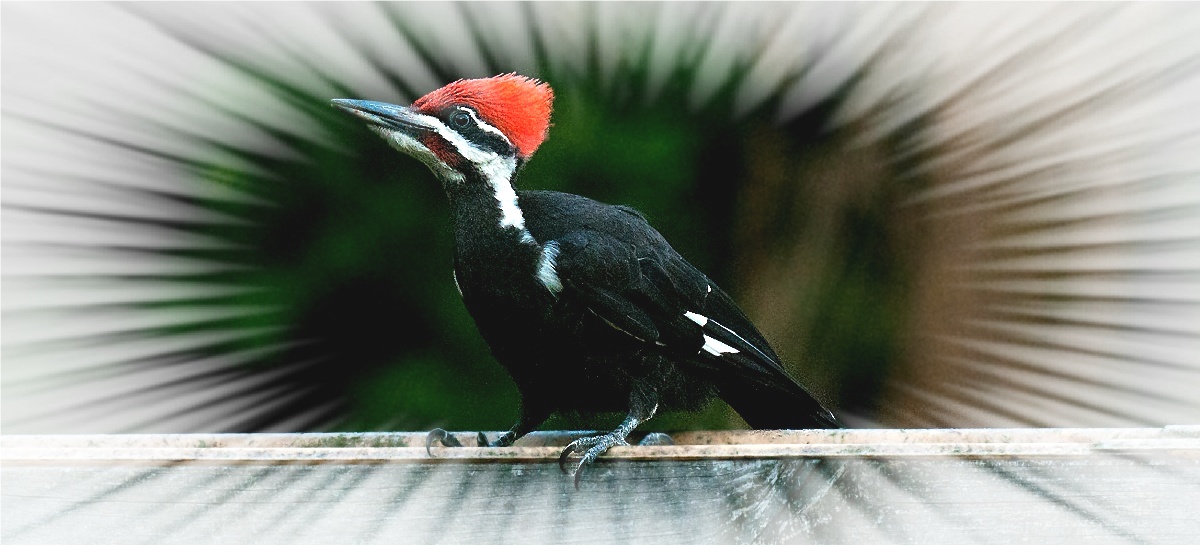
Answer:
[3,428,1198,544]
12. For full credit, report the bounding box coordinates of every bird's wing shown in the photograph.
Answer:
[551,227,791,384]
[521,191,840,428]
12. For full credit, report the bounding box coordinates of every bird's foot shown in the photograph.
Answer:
[558,431,631,489]
[424,428,491,456]
[426,429,517,456]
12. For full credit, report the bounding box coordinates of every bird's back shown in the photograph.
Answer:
[516,190,840,429]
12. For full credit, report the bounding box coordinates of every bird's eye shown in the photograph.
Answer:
[451,111,471,129]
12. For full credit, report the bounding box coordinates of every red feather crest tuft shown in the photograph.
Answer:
[412,73,554,158]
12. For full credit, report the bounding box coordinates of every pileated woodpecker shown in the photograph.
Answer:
[332,74,839,485]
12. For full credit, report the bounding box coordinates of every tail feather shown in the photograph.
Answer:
[714,366,841,429]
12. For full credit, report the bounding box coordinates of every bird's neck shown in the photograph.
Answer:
[447,171,538,263]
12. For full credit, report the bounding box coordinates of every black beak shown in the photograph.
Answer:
[330,99,433,134]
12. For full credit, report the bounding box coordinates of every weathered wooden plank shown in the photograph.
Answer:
[3,428,1198,545]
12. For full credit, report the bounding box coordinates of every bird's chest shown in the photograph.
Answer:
[456,264,547,319]
[453,242,560,339]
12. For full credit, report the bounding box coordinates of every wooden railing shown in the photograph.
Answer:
[3,427,1198,544]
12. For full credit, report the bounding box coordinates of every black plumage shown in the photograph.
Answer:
[454,190,839,434]
[331,76,838,485]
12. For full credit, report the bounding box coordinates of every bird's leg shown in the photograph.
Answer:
[479,402,551,447]
[559,387,659,489]
[425,402,550,455]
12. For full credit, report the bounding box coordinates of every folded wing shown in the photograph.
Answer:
[550,222,839,429]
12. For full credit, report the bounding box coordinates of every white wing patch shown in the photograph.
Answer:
[684,311,708,326]
[536,241,563,295]
[685,311,741,355]
[701,335,740,356]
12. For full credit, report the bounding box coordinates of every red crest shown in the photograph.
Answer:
[413,73,555,158]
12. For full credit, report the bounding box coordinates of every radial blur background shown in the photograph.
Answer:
[3,2,1199,434]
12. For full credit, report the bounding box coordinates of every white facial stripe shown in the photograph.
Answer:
[407,111,511,173]
[536,241,563,295]
[387,112,529,238]
[409,112,492,164]
[462,108,512,147]
[408,112,526,230]
[376,126,465,184]
[487,161,526,232]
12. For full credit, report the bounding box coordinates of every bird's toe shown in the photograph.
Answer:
[424,428,465,456]
[558,441,581,474]
[560,432,630,488]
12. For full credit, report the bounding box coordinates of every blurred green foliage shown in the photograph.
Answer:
[173,36,920,433]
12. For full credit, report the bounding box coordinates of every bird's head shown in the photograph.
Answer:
[332,74,554,186]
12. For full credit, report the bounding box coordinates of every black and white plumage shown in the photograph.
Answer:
[332,74,838,484]
[512,191,839,432]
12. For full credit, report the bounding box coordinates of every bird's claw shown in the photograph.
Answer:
[425,428,461,456]
[426,429,497,456]
[557,433,630,489]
